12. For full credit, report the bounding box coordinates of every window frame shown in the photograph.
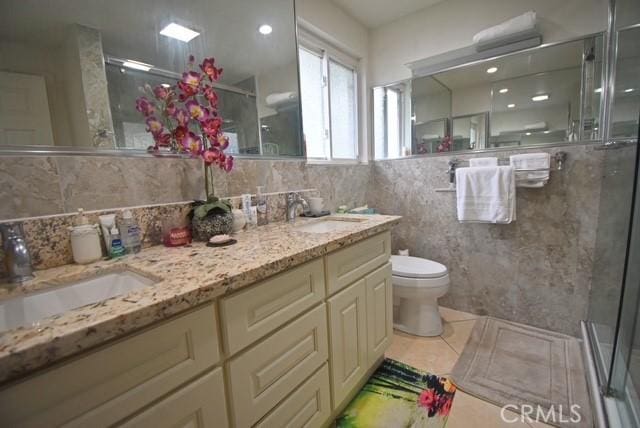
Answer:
[298,30,360,164]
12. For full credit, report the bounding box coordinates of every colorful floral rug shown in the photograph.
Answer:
[336,358,456,428]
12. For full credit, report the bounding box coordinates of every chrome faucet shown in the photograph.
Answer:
[286,192,309,223]
[1,222,34,284]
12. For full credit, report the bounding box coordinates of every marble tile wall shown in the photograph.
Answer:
[367,144,604,336]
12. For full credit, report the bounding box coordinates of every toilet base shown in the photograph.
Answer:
[394,298,443,336]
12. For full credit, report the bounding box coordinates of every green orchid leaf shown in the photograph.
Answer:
[193,198,233,219]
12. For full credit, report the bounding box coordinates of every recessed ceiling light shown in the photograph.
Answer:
[543,130,550,134]
[161,83,171,88]
[594,87,602,93]
[160,23,200,43]
[122,60,153,72]
[507,103,516,108]
[258,24,273,35]
[525,132,532,136]
[486,67,498,74]
[499,88,509,94]
[624,88,635,93]
[531,94,550,102]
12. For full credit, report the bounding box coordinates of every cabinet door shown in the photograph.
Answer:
[365,263,393,365]
[117,368,228,428]
[327,279,368,408]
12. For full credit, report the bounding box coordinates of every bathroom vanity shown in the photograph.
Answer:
[0,215,400,427]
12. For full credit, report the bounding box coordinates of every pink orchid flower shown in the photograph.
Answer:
[203,85,219,108]
[186,100,208,121]
[200,57,223,81]
[154,132,172,147]
[153,85,169,100]
[182,131,202,154]
[218,135,230,150]
[174,109,189,127]
[172,126,188,144]
[135,97,155,116]
[145,117,164,135]
[223,155,234,172]
[165,102,177,117]
[202,117,222,137]
[202,149,219,166]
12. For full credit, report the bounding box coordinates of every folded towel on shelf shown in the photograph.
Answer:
[473,11,538,51]
[469,157,499,167]
[509,153,550,188]
[265,92,297,108]
[455,166,516,224]
[524,121,547,131]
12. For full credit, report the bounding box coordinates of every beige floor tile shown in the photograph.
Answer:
[446,391,531,428]
[440,319,477,354]
[385,330,459,375]
[439,306,480,323]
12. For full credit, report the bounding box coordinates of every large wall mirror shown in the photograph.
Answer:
[0,0,304,157]
[374,34,605,158]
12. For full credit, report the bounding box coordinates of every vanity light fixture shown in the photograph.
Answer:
[507,104,516,108]
[594,87,602,93]
[122,60,153,72]
[160,23,200,43]
[499,88,509,93]
[258,24,273,35]
[624,88,635,93]
[486,67,498,74]
[531,94,549,102]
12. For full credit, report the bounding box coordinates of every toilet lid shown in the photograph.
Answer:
[391,255,448,279]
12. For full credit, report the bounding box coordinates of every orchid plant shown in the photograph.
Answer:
[135,55,233,200]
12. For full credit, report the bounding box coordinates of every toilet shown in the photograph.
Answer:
[391,255,450,337]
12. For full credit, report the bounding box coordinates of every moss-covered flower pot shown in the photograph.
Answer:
[192,211,234,241]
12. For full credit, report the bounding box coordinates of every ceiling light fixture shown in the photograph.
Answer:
[531,94,549,102]
[543,130,550,134]
[486,67,498,74]
[525,132,532,136]
[499,88,509,94]
[122,60,153,72]
[624,88,635,93]
[160,23,200,43]
[161,83,171,88]
[507,103,516,108]
[594,87,602,93]
[258,24,273,35]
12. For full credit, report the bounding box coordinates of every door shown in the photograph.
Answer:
[327,279,367,407]
[366,263,393,365]
[0,71,54,146]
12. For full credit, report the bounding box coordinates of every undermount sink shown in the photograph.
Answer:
[295,217,368,234]
[0,269,157,332]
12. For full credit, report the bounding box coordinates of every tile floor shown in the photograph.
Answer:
[385,307,553,428]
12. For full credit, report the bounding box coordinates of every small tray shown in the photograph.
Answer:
[206,239,237,248]
[300,210,331,218]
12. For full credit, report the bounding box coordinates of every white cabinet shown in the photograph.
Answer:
[327,278,368,407]
[365,263,393,365]
[117,368,228,428]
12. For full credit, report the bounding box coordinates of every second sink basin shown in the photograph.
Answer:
[295,217,367,234]
[0,269,157,332]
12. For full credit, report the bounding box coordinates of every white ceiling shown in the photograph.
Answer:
[332,0,445,28]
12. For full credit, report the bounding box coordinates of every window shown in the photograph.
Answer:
[373,84,410,159]
[298,39,358,161]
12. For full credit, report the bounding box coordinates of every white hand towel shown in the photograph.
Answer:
[473,11,537,46]
[469,157,498,167]
[265,92,297,108]
[456,166,516,224]
[510,153,550,188]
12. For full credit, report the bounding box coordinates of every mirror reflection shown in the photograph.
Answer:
[0,0,303,157]
[374,34,604,158]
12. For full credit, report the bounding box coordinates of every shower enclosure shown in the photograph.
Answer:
[585,0,640,425]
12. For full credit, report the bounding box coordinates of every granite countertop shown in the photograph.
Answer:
[0,214,400,384]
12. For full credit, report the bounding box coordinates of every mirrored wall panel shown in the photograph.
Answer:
[374,34,604,158]
[0,0,304,157]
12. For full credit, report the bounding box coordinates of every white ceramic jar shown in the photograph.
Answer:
[232,208,247,232]
[69,224,103,264]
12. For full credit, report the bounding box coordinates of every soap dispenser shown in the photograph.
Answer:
[68,209,103,264]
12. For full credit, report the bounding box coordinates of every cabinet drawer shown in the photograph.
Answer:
[228,304,328,428]
[117,368,228,428]
[221,259,325,355]
[366,263,393,365]
[327,280,368,408]
[255,364,331,428]
[0,303,220,428]
[326,232,391,295]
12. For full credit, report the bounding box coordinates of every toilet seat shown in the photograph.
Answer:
[390,255,447,279]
